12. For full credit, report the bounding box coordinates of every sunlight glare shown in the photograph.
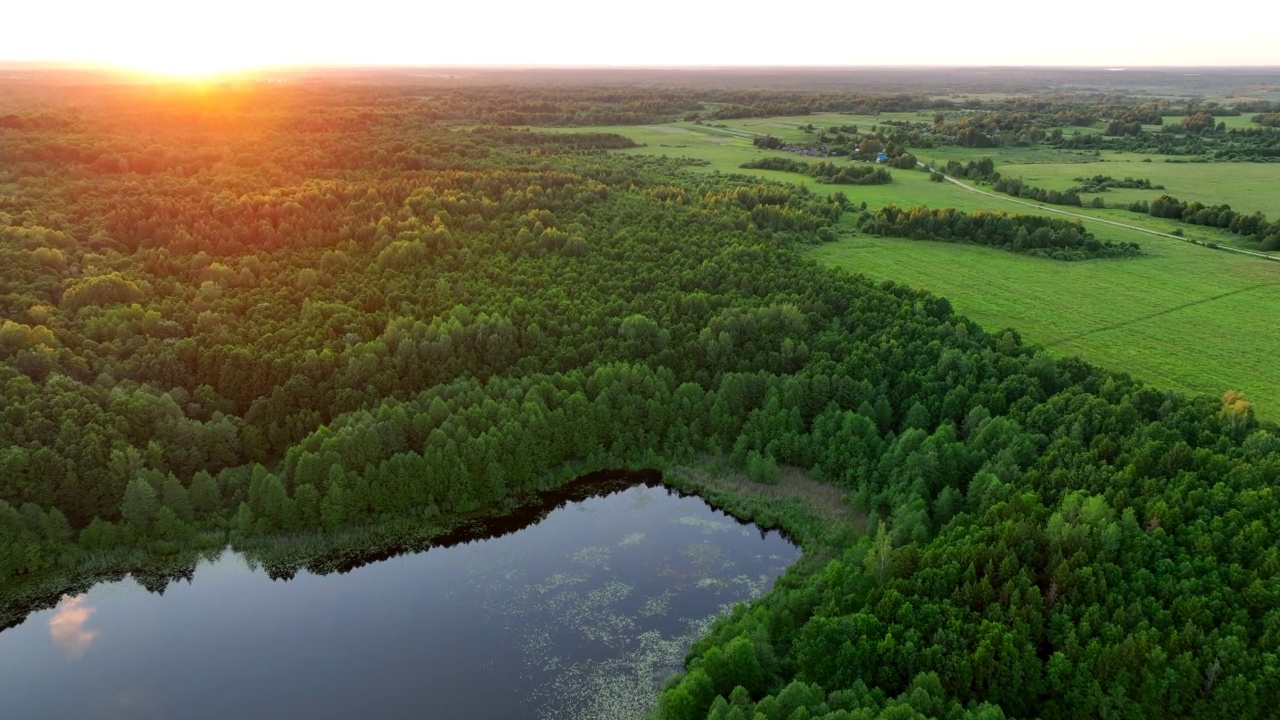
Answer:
[3,0,1276,70]
[33,1,289,79]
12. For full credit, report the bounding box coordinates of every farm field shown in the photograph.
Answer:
[590,113,1279,222]
[574,119,1280,223]
[566,121,1265,246]
[812,231,1280,417]
[913,143,1280,218]
[912,148,1280,247]
[984,159,1280,218]
[563,117,1280,416]
[563,122,1112,214]
[560,122,1011,208]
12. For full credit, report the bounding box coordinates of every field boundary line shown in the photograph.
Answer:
[1042,282,1280,347]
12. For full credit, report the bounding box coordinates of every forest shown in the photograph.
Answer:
[1,79,1279,719]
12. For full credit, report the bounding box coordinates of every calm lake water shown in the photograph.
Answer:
[0,475,798,719]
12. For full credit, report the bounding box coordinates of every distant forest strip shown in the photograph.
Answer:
[857,206,1142,260]
[941,160,1085,208]
[1067,175,1163,193]
[1,82,1279,720]
[731,103,1278,162]
[741,157,893,185]
[1127,194,1280,250]
[1254,113,1280,128]
[991,177,1085,207]
[1053,126,1280,161]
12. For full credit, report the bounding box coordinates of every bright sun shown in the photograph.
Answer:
[78,6,284,80]
[111,51,262,79]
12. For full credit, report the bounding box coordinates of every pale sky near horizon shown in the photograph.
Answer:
[7,0,1278,76]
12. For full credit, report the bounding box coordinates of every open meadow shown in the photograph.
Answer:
[812,231,1280,418]
[560,122,1030,209]
[910,142,1280,217]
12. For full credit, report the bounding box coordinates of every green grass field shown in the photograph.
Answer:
[564,122,1007,207]
[812,233,1280,418]
[985,159,1280,218]
[574,122,1269,247]
[558,119,1280,417]
[567,122,1097,212]
[578,118,1280,220]
[909,148,1280,248]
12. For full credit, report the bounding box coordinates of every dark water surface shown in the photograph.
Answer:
[0,475,799,719]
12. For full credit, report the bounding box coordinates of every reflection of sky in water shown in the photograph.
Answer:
[48,595,98,659]
[0,484,799,720]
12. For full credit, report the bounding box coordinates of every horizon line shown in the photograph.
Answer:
[3,61,1280,72]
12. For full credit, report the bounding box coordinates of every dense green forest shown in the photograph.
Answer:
[2,82,1279,718]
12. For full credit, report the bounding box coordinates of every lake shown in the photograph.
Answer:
[0,473,799,719]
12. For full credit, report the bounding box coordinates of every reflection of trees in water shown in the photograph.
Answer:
[2,472,660,630]
[2,549,210,633]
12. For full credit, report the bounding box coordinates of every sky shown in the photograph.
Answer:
[6,0,1278,76]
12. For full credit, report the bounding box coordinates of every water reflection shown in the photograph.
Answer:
[48,595,97,659]
[1,474,800,720]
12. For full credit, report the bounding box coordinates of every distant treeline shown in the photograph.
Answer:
[740,157,811,173]
[468,127,640,150]
[741,158,893,185]
[1068,175,1163,193]
[858,206,1141,260]
[710,94,934,120]
[810,162,892,185]
[1128,194,1280,250]
[1054,126,1280,161]
[992,177,1083,207]
[943,158,997,181]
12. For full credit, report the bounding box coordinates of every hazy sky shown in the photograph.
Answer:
[7,0,1278,75]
